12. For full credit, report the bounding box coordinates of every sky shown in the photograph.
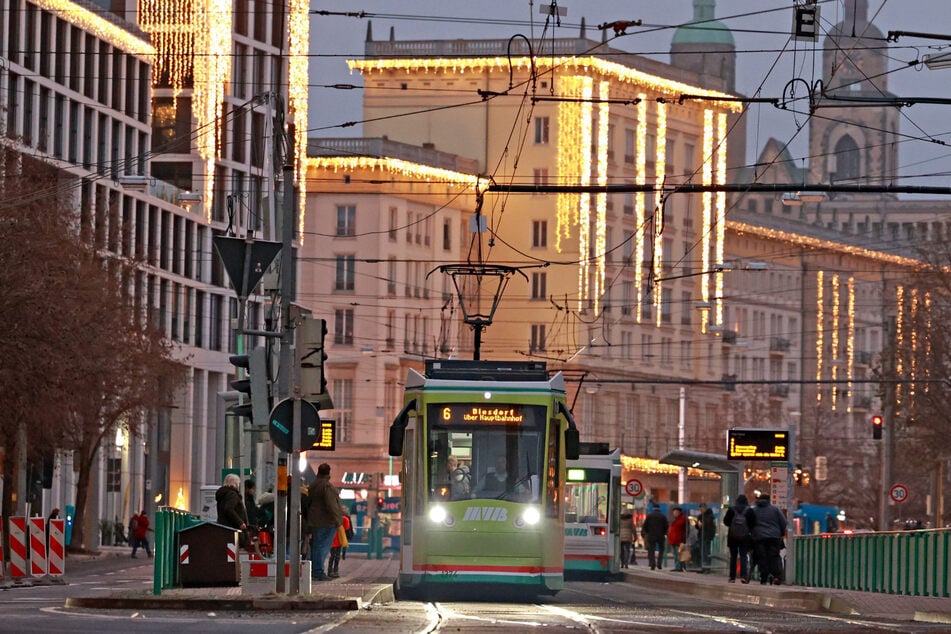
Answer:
[307,1,951,191]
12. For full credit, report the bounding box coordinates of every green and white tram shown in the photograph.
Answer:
[564,444,622,576]
[388,360,580,597]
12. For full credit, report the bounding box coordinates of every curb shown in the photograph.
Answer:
[914,611,951,625]
[65,594,361,611]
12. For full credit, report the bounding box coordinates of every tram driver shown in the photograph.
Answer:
[447,456,471,500]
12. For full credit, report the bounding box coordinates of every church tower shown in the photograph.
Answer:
[807,0,898,197]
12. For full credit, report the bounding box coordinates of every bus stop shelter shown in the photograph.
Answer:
[658,450,742,504]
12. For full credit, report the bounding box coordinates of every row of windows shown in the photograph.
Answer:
[5,72,148,177]
[532,115,702,177]
[3,0,150,121]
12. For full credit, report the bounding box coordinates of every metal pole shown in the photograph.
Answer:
[678,387,686,504]
[880,316,897,531]
[473,325,481,361]
[275,455,286,593]
[288,349,301,595]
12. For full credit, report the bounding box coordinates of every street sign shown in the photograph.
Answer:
[267,398,320,453]
[625,479,644,498]
[212,235,281,299]
[727,428,789,460]
[890,484,909,504]
[770,461,790,511]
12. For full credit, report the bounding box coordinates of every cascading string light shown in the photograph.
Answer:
[831,273,840,410]
[700,110,714,333]
[594,81,610,315]
[635,96,647,324]
[816,270,824,404]
[847,276,855,412]
[555,76,585,253]
[896,285,904,406]
[653,102,667,328]
[287,0,309,230]
[714,112,727,328]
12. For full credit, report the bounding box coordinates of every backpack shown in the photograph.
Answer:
[729,507,751,541]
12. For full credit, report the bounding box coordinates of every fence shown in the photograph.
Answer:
[794,529,951,597]
[152,506,201,595]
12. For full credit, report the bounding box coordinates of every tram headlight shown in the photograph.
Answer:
[521,506,541,526]
[429,505,448,524]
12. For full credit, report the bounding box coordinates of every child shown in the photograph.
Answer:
[327,511,352,578]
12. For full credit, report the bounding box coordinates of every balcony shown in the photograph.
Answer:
[770,337,791,353]
[768,384,790,398]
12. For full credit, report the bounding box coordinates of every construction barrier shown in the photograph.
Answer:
[48,519,66,577]
[241,560,311,594]
[29,518,46,577]
[8,517,27,578]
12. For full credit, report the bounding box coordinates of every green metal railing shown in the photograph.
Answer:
[794,529,951,597]
[153,507,202,595]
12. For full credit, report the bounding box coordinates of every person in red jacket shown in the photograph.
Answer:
[130,510,152,559]
[667,507,688,571]
[327,510,352,578]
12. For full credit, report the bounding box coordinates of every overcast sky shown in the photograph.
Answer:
[308,1,951,190]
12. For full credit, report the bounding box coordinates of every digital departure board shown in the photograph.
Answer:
[727,428,789,460]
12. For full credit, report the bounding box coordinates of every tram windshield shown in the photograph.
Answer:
[427,403,547,503]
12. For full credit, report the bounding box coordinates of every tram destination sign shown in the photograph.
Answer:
[727,428,789,460]
[437,404,527,425]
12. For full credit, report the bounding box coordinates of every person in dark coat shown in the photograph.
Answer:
[244,479,260,529]
[751,493,787,585]
[640,503,669,570]
[699,503,717,572]
[305,463,343,580]
[723,494,757,583]
[216,473,249,531]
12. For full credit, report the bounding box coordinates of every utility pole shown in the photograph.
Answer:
[880,316,897,531]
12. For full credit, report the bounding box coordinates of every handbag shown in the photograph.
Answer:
[678,543,692,563]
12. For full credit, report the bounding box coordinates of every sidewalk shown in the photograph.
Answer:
[620,562,951,625]
[62,546,399,611]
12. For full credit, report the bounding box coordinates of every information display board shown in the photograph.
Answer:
[727,428,789,460]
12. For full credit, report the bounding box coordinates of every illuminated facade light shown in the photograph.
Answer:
[831,273,840,410]
[288,0,310,230]
[635,96,647,323]
[847,276,855,412]
[714,112,727,328]
[594,81,610,315]
[39,0,153,58]
[816,270,824,403]
[306,156,484,188]
[653,102,667,327]
[896,285,904,405]
[700,109,714,332]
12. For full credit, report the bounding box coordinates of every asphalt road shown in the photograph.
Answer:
[3,555,950,633]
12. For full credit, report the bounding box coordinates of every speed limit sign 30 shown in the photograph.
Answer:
[625,479,644,498]
[889,484,908,503]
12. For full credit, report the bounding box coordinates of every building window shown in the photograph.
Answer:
[641,334,653,362]
[531,272,547,300]
[681,291,692,325]
[530,324,546,352]
[533,168,549,188]
[443,219,451,251]
[532,220,547,248]
[534,116,550,144]
[388,206,398,241]
[333,308,354,345]
[387,257,397,296]
[332,378,353,443]
[661,288,672,323]
[624,128,636,164]
[336,204,356,236]
[834,135,860,182]
[335,255,355,291]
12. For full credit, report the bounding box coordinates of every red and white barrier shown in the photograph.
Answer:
[180,544,190,565]
[240,560,311,594]
[9,517,27,578]
[48,519,66,577]
[29,517,47,577]
[226,542,237,563]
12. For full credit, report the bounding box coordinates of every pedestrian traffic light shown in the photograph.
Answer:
[299,316,333,409]
[228,346,270,425]
[870,413,883,440]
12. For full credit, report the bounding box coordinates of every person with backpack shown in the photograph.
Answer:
[723,494,757,583]
[752,493,787,585]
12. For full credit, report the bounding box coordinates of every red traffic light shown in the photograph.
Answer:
[871,414,883,440]
[871,414,883,427]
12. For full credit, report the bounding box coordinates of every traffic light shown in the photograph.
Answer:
[871,413,883,440]
[228,346,270,425]
[299,317,333,409]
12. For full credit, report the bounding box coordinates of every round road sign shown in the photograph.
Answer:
[889,484,908,503]
[625,479,644,498]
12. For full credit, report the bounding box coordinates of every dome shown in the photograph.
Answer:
[672,0,735,47]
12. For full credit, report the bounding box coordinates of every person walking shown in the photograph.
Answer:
[641,503,669,570]
[751,493,787,585]
[130,510,152,559]
[723,494,757,583]
[327,506,352,578]
[667,507,688,571]
[699,503,717,572]
[306,463,343,581]
[619,511,635,568]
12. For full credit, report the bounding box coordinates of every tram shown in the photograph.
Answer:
[563,444,622,576]
[388,360,580,598]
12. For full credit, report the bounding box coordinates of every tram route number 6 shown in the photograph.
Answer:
[625,479,644,498]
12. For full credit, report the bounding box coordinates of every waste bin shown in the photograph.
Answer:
[177,521,241,587]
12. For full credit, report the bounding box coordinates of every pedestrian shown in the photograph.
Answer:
[216,473,258,555]
[668,506,688,571]
[327,505,352,578]
[751,493,787,585]
[641,502,669,570]
[619,511,635,568]
[723,494,757,583]
[306,463,343,581]
[699,503,716,572]
[244,479,260,529]
[130,509,152,559]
